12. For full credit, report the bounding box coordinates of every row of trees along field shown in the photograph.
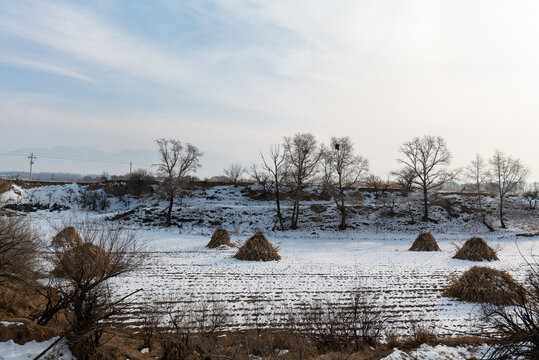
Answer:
[154,134,531,230]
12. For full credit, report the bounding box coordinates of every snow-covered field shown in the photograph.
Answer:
[1,183,537,336]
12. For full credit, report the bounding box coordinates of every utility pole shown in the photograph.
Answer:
[129,161,132,174]
[28,153,36,180]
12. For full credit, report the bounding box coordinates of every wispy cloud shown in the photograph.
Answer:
[0,55,94,82]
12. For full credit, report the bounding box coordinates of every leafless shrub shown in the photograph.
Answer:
[127,169,155,196]
[77,188,110,211]
[483,263,539,359]
[0,216,42,288]
[298,291,386,353]
[159,301,228,359]
[139,305,162,351]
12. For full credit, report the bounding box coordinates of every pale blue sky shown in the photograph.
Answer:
[0,0,537,179]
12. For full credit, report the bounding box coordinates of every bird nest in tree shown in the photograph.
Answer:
[206,228,232,248]
[52,243,108,279]
[443,266,526,305]
[453,237,499,261]
[51,226,83,248]
[234,232,281,261]
[409,232,440,251]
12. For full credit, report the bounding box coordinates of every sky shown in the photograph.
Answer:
[0,0,537,180]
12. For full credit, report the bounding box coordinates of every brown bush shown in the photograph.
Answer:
[206,228,231,248]
[0,318,56,345]
[409,232,440,251]
[453,237,499,261]
[443,266,526,305]
[310,204,327,214]
[234,232,280,261]
[51,226,83,248]
[0,216,42,287]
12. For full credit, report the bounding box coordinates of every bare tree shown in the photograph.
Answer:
[464,154,494,231]
[223,163,246,186]
[283,133,322,229]
[398,135,454,221]
[324,137,368,230]
[249,164,271,195]
[490,150,529,228]
[391,167,420,223]
[155,138,203,227]
[0,216,42,288]
[365,174,384,197]
[261,145,286,230]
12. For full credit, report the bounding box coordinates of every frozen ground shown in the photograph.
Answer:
[1,183,537,336]
[0,337,73,360]
[382,343,490,359]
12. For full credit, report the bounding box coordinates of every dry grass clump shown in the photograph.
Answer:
[52,242,107,279]
[443,266,526,306]
[0,179,10,194]
[409,232,440,251]
[234,232,280,261]
[206,228,232,248]
[51,226,83,248]
[453,237,499,261]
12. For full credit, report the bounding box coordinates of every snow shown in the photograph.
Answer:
[0,322,23,327]
[0,338,74,360]
[1,183,537,336]
[382,343,490,359]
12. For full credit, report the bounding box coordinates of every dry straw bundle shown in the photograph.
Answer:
[443,266,526,306]
[206,228,232,248]
[234,232,281,261]
[51,226,83,248]
[409,232,441,251]
[453,237,499,261]
[52,243,108,279]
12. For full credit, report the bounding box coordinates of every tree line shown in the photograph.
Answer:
[154,134,531,230]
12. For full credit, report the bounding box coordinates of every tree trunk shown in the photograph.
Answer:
[422,187,429,221]
[166,195,174,227]
[339,201,346,230]
[274,182,283,230]
[499,196,506,228]
[291,196,299,229]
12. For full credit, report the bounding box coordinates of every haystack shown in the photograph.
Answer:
[52,243,108,279]
[443,266,526,306]
[206,228,232,248]
[234,232,280,261]
[453,237,498,261]
[51,226,83,248]
[409,232,440,251]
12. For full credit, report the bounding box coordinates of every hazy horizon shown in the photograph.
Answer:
[1,1,538,181]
